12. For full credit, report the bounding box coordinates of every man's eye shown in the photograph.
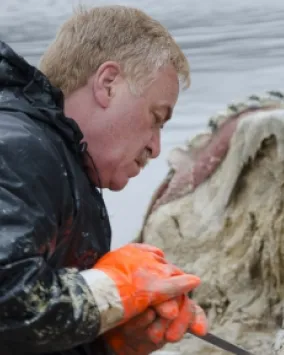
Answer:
[154,114,164,129]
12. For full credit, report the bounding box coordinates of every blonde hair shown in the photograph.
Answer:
[39,5,190,96]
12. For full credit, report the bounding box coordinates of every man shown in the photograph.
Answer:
[0,5,207,355]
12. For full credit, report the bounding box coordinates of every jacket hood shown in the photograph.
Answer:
[0,41,84,153]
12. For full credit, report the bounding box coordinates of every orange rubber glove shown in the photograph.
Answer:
[104,295,208,354]
[104,308,166,355]
[84,243,201,334]
[154,298,180,320]
[147,294,208,344]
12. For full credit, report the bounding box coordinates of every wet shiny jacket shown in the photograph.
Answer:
[0,41,112,355]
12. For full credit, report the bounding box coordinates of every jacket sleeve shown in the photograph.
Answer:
[0,119,102,353]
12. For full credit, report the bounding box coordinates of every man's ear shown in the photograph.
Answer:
[91,61,122,108]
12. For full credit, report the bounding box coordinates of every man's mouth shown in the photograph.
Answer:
[135,160,143,173]
[136,150,151,169]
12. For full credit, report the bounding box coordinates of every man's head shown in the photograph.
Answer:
[39,5,190,191]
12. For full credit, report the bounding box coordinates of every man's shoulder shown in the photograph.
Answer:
[0,110,63,175]
[0,110,58,153]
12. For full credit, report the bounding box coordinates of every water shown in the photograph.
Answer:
[1,0,284,248]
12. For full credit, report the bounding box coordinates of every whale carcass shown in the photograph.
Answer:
[138,91,284,355]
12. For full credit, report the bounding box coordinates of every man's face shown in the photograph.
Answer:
[80,64,180,191]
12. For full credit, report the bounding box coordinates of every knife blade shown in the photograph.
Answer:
[187,331,255,355]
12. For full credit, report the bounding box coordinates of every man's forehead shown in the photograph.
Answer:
[154,64,180,90]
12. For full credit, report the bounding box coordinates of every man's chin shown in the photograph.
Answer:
[108,166,142,191]
[109,172,141,191]
[109,178,129,191]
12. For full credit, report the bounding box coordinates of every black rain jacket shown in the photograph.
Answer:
[0,41,113,355]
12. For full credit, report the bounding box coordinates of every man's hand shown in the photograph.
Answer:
[104,295,208,354]
[91,243,202,332]
[147,295,207,345]
[104,308,167,355]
